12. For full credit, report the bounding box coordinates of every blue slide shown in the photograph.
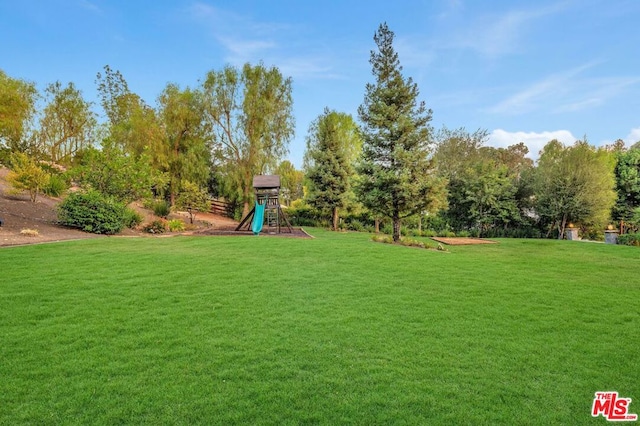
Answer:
[251,201,266,235]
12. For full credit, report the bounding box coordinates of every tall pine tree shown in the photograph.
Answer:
[357,23,446,241]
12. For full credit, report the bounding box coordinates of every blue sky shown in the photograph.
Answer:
[2,0,639,167]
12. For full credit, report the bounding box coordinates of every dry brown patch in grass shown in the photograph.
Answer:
[431,237,498,245]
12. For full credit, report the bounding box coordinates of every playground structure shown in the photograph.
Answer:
[235,175,292,235]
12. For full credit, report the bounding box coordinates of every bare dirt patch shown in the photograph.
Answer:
[0,167,310,247]
[431,237,498,245]
[0,168,105,247]
[196,227,313,238]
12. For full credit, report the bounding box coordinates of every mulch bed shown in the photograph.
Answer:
[196,227,313,239]
[431,237,498,245]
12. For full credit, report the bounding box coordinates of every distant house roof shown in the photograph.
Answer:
[253,175,280,189]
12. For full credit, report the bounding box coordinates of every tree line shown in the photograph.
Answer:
[303,23,639,242]
[1,23,639,242]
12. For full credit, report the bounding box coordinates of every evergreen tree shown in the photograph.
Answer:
[305,108,360,230]
[612,147,640,225]
[357,23,446,241]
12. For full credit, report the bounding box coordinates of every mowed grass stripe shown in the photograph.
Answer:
[1,230,638,424]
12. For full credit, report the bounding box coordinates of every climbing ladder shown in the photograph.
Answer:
[265,208,278,230]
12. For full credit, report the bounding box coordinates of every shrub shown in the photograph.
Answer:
[122,208,143,229]
[6,152,50,202]
[167,219,186,232]
[372,234,394,244]
[176,181,210,224]
[381,224,393,235]
[142,198,156,210]
[58,191,125,235]
[398,237,426,249]
[287,204,320,227]
[42,174,69,197]
[70,144,154,203]
[371,235,434,250]
[346,219,367,232]
[436,230,456,238]
[152,200,171,218]
[617,233,640,247]
[407,228,422,237]
[143,219,167,234]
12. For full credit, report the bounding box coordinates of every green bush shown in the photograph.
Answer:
[152,200,170,218]
[143,220,167,234]
[437,230,456,238]
[58,190,125,235]
[371,234,394,244]
[371,234,433,249]
[617,233,640,246]
[407,228,422,237]
[398,237,426,249]
[167,219,185,232]
[346,219,367,232]
[122,208,144,229]
[287,205,320,227]
[42,174,69,197]
[381,224,393,235]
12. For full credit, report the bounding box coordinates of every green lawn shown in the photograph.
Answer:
[1,229,639,424]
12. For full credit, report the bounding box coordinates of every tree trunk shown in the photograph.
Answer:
[332,206,339,231]
[242,183,251,219]
[169,179,176,206]
[374,218,380,233]
[392,217,401,242]
[558,214,567,240]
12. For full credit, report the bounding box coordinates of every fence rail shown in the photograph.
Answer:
[210,198,231,216]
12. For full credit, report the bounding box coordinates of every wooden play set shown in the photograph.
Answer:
[235,175,292,234]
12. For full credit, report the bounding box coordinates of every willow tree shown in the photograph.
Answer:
[96,65,163,161]
[534,139,616,238]
[202,63,294,217]
[157,83,210,206]
[0,69,37,152]
[357,23,446,241]
[38,81,96,164]
[305,108,361,230]
[275,160,304,205]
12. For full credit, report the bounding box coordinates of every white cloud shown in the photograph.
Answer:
[486,60,640,116]
[396,37,436,69]
[77,0,102,14]
[436,0,464,20]
[486,62,598,114]
[488,129,578,160]
[187,3,341,81]
[444,3,569,57]
[627,128,640,144]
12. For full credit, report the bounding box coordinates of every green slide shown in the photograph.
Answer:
[251,200,266,235]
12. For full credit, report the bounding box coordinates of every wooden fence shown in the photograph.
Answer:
[210,198,231,216]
